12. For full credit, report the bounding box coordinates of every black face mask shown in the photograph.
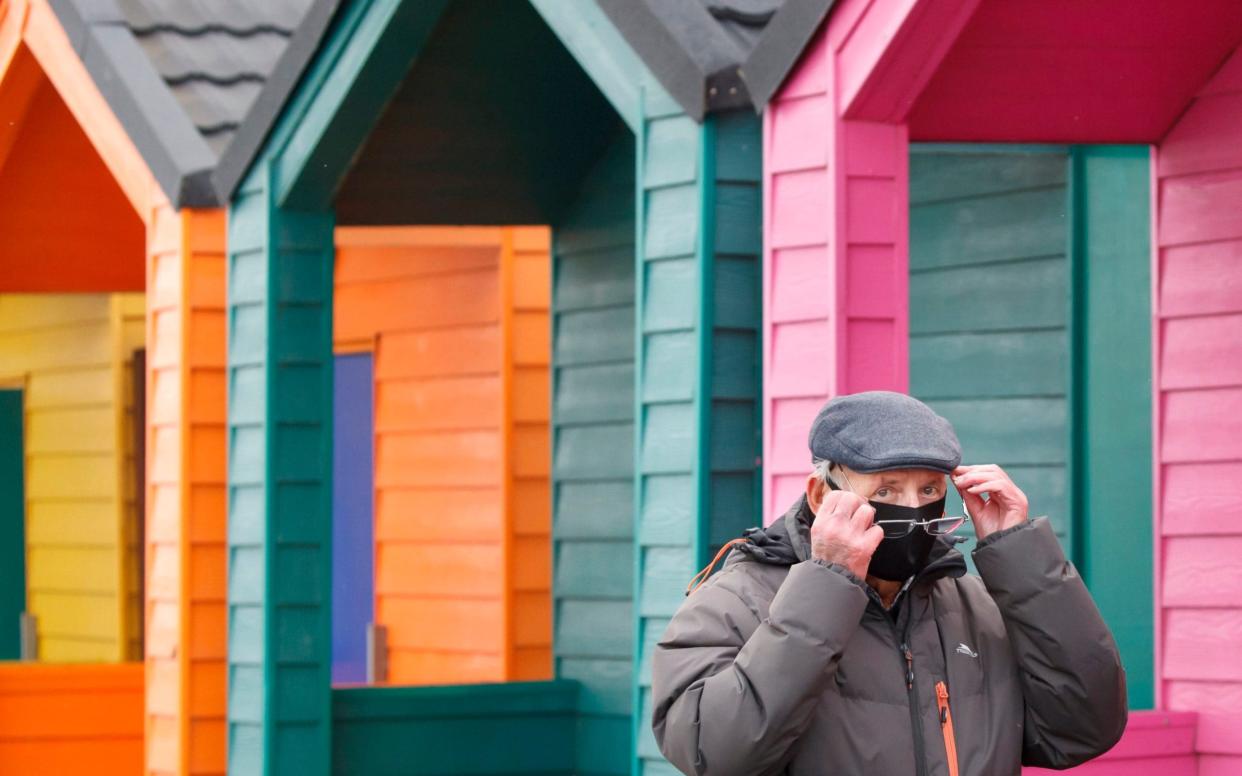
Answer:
[865,497,945,582]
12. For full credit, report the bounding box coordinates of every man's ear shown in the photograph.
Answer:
[806,473,827,513]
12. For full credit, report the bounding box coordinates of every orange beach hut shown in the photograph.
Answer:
[0,0,315,773]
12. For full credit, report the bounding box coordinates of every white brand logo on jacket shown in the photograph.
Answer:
[956,642,979,658]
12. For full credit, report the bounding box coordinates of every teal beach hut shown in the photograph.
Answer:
[216,1,774,773]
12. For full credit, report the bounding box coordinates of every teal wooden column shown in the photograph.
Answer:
[228,166,335,774]
[224,1,446,773]
[1069,146,1153,710]
[0,389,24,660]
[551,128,638,776]
[631,98,762,776]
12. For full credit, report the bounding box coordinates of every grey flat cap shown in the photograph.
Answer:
[808,391,962,473]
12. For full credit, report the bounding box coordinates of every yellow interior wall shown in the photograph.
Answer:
[0,293,145,662]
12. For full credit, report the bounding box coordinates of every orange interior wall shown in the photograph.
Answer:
[334,226,552,685]
[0,64,144,292]
[0,662,143,774]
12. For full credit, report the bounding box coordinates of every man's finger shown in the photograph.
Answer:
[826,490,863,513]
[851,502,876,529]
[955,483,987,516]
[863,524,885,553]
[816,491,847,518]
[953,469,998,488]
[965,478,1011,495]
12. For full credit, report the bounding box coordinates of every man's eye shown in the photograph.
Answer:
[875,488,890,497]
[923,486,939,496]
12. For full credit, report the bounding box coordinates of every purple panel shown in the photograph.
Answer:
[332,353,374,684]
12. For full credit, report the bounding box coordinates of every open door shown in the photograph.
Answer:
[332,353,375,684]
[0,389,23,660]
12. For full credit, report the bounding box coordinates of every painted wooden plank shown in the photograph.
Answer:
[909,150,1067,204]
[910,256,1067,333]
[911,330,1067,398]
[1158,170,1242,248]
[1162,537,1242,607]
[910,185,1068,267]
[556,600,631,660]
[0,663,143,776]
[1163,609,1242,682]
[555,542,633,600]
[1158,240,1242,319]
[555,307,634,366]
[1161,388,1242,463]
[1160,313,1242,390]
[555,363,634,425]
[1166,681,1242,716]
[1160,462,1242,535]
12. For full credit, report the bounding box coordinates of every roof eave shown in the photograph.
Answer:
[599,0,755,121]
[739,0,838,112]
[49,0,221,208]
[212,0,343,204]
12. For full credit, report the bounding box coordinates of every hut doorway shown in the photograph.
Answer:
[907,143,1152,697]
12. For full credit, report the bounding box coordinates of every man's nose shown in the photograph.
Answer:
[898,492,921,508]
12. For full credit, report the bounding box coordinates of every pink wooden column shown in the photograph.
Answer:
[1151,47,1242,773]
[762,0,978,523]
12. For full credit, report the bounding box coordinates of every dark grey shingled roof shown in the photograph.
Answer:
[49,0,331,207]
[206,0,821,204]
[598,0,785,120]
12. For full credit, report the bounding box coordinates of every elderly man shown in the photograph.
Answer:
[652,391,1126,775]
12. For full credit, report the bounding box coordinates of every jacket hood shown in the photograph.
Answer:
[731,494,968,581]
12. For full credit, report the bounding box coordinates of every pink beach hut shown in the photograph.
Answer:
[743,0,1242,772]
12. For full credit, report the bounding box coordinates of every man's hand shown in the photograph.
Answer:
[953,464,1029,540]
[810,490,885,578]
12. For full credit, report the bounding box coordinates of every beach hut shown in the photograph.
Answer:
[217,0,773,773]
[0,0,315,772]
[745,0,1242,770]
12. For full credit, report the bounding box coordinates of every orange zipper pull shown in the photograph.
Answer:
[935,681,960,776]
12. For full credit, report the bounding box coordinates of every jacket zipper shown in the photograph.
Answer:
[936,681,960,776]
[876,596,927,776]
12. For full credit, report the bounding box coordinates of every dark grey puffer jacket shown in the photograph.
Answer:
[651,496,1127,775]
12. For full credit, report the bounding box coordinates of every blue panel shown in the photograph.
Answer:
[332,354,374,684]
